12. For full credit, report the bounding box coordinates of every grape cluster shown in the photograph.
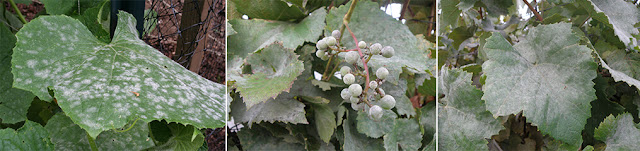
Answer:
[316,30,396,121]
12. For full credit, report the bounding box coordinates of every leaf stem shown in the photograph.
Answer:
[522,0,543,22]
[338,0,358,42]
[87,133,98,151]
[345,24,372,107]
[7,0,27,24]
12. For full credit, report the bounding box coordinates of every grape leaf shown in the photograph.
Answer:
[584,0,640,47]
[440,0,461,30]
[419,101,436,145]
[229,0,306,21]
[381,78,415,116]
[227,8,326,63]
[355,110,397,138]
[0,120,54,150]
[594,113,640,150]
[325,1,432,85]
[11,11,226,138]
[594,40,640,90]
[438,68,502,150]
[238,124,306,150]
[312,103,336,143]
[44,113,154,150]
[383,118,423,151]
[233,43,304,108]
[0,24,35,124]
[230,92,307,125]
[479,0,513,16]
[482,23,597,148]
[343,110,385,150]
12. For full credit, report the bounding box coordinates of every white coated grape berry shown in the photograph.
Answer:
[325,36,337,46]
[343,73,355,84]
[315,50,325,58]
[376,67,389,80]
[351,102,363,110]
[381,46,394,58]
[341,88,350,100]
[358,41,367,49]
[369,81,378,89]
[370,43,382,54]
[379,95,396,109]
[332,30,341,39]
[369,105,383,120]
[350,96,359,104]
[349,84,363,96]
[345,51,359,64]
[316,39,328,50]
[340,66,351,75]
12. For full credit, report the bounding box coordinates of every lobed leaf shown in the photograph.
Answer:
[594,113,640,150]
[482,23,597,148]
[11,11,226,138]
[438,68,502,150]
[233,44,304,108]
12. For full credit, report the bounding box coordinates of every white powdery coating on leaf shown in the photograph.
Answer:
[10,13,226,138]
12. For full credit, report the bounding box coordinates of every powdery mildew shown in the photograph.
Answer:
[11,12,225,138]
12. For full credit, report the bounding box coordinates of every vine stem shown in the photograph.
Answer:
[522,0,543,22]
[338,0,358,42]
[7,0,27,24]
[345,23,372,107]
[87,133,98,151]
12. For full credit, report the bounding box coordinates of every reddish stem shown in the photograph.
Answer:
[345,24,371,100]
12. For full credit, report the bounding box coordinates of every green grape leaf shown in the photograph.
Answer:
[229,0,306,21]
[227,8,325,63]
[230,92,307,125]
[440,0,461,30]
[312,104,336,143]
[479,0,514,16]
[584,0,640,47]
[326,1,432,85]
[457,0,478,12]
[147,122,205,151]
[438,68,502,150]
[238,124,306,150]
[383,118,423,151]
[44,113,154,150]
[0,23,35,124]
[40,0,76,15]
[482,23,597,148]
[233,43,304,108]
[0,120,54,150]
[419,101,436,144]
[343,110,385,150]
[594,40,640,90]
[11,11,226,138]
[594,113,640,150]
[356,110,397,138]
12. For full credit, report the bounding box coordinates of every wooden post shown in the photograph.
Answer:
[174,0,205,68]
[188,0,211,73]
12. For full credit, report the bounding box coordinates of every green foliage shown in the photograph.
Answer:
[1,2,225,150]
[229,0,435,150]
[439,0,640,150]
